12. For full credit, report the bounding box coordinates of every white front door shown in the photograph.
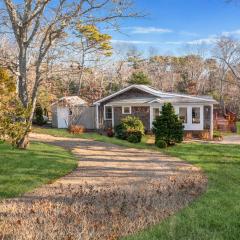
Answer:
[57,107,69,128]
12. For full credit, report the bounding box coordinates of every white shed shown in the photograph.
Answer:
[51,96,88,128]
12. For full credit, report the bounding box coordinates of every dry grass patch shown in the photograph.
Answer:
[0,174,206,240]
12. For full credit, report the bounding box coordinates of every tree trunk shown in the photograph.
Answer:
[18,46,29,107]
[16,81,38,149]
[77,69,84,96]
[17,133,29,149]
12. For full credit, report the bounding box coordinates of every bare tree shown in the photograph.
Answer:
[0,0,138,148]
[213,37,240,111]
[214,37,240,88]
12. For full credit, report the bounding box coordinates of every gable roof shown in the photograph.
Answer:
[52,96,88,107]
[93,85,218,105]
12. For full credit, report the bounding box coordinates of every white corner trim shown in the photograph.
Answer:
[96,104,99,129]
[150,106,153,129]
[112,106,114,128]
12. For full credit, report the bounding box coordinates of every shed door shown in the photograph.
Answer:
[57,107,69,128]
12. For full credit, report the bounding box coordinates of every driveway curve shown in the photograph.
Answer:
[30,133,203,188]
[0,133,207,240]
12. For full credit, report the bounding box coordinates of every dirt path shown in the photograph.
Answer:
[0,133,207,240]
[222,134,240,144]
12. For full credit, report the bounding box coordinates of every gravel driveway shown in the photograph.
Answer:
[29,133,203,187]
[0,133,207,240]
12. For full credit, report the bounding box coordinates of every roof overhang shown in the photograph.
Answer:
[93,85,218,105]
[93,85,145,105]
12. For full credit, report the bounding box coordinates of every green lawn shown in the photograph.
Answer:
[237,121,240,134]
[32,126,158,150]
[0,141,77,199]
[124,143,240,240]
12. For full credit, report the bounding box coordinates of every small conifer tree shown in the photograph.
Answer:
[152,103,184,145]
[35,103,45,125]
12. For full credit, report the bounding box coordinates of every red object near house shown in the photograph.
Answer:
[214,108,237,133]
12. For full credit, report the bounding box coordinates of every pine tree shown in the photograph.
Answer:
[128,72,151,85]
[152,103,184,145]
[35,103,45,126]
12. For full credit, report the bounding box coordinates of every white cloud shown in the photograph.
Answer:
[222,29,240,37]
[111,36,219,46]
[111,39,155,45]
[164,41,184,45]
[130,26,173,34]
[179,31,199,37]
[186,36,219,45]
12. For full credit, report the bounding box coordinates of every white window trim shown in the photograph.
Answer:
[104,105,113,120]
[179,107,188,124]
[192,107,201,124]
[122,106,132,114]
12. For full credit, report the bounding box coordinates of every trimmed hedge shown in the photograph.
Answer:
[115,116,144,143]
[127,134,139,143]
[156,139,167,148]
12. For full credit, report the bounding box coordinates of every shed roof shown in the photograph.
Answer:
[52,96,88,107]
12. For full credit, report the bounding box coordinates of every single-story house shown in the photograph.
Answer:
[93,84,218,139]
[51,96,94,129]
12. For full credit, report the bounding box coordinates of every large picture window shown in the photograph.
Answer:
[104,106,112,120]
[192,107,200,124]
[179,107,187,123]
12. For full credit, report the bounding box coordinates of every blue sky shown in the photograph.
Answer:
[108,0,240,56]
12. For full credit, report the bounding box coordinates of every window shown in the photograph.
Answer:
[122,106,131,114]
[179,107,187,123]
[105,106,112,120]
[192,107,200,124]
[153,108,160,120]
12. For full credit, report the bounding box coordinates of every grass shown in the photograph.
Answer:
[237,121,240,134]
[0,141,77,199]
[124,143,240,240]
[32,126,158,150]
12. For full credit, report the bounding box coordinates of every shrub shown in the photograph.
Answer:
[152,103,184,146]
[69,125,85,134]
[127,134,139,143]
[121,116,145,135]
[213,131,222,138]
[0,68,29,147]
[115,116,144,140]
[35,103,45,126]
[213,130,223,141]
[156,139,167,148]
[115,123,128,139]
[106,128,114,137]
[127,130,142,142]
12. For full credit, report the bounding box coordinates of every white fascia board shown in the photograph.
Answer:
[93,85,135,105]
[93,84,160,105]
[93,84,218,105]
[158,92,218,103]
